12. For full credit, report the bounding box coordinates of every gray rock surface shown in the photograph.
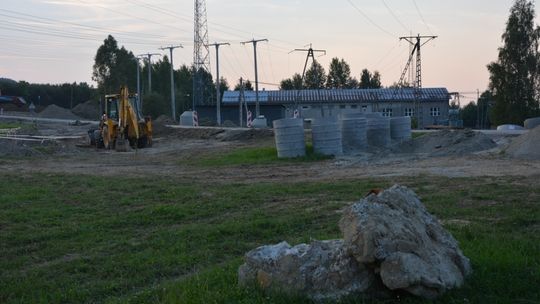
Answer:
[339,185,472,299]
[238,185,472,301]
[238,240,374,301]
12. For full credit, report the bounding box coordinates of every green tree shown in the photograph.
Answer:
[461,102,478,128]
[304,61,326,89]
[234,79,254,91]
[488,0,540,125]
[279,74,303,90]
[92,35,136,95]
[359,69,382,89]
[326,58,356,89]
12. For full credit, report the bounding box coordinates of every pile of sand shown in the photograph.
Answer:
[38,105,82,120]
[72,100,100,120]
[505,126,540,159]
[398,130,497,156]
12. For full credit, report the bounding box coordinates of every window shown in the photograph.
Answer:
[362,105,368,112]
[339,105,346,109]
[430,107,440,117]
[350,105,358,109]
[382,108,393,117]
[404,108,414,117]
[302,106,310,110]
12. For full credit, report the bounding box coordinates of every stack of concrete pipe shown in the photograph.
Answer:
[340,113,367,152]
[366,115,391,148]
[273,118,306,158]
[390,116,412,142]
[524,117,540,130]
[312,117,343,156]
[273,112,414,158]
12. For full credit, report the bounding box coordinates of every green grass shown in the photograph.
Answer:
[196,145,332,167]
[0,122,23,129]
[0,174,539,303]
[412,131,429,139]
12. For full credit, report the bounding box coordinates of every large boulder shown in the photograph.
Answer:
[339,185,472,299]
[238,185,471,301]
[238,240,374,301]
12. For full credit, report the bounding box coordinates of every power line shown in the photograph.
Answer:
[345,0,396,38]
[412,0,434,35]
[0,8,164,39]
[380,0,410,33]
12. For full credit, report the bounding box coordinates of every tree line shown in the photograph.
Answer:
[0,78,96,110]
[280,59,381,90]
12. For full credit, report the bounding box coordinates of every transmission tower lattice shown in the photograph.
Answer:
[393,34,437,129]
[193,0,211,109]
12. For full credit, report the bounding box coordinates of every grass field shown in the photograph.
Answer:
[1,173,539,303]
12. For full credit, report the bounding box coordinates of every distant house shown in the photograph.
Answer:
[197,87,450,128]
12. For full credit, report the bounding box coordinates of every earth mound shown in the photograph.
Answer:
[505,126,540,160]
[38,105,82,120]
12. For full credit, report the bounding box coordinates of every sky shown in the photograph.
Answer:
[0,0,535,102]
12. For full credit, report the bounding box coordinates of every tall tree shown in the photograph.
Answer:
[359,69,382,89]
[488,0,540,125]
[326,58,356,89]
[304,61,326,89]
[279,73,303,90]
[92,35,136,94]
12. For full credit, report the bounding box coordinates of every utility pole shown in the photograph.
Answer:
[241,38,268,118]
[134,57,143,111]
[207,42,230,126]
[238,78,245,127]
[160,45,183,122]
[393,34,437,129]
[290,44,326,112]
[139,53,161,94]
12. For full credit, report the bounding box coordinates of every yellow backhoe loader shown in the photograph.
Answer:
[89,86,152,151]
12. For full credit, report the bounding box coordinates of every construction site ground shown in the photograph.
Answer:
[2,113,540,303]
[1,117,539,182]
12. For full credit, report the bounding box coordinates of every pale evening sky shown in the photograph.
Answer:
[0,0,535,102]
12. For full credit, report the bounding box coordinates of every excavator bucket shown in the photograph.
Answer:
[115,136,130,152]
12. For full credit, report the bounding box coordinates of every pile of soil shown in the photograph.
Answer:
[72,100,100,120]
[398,130,497,156]
[505,126,540,159]
[38,105,82,120]
[152,115,177,136]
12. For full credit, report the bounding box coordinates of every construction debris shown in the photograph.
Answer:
[238,185,471,301]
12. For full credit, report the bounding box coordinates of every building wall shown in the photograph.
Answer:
[283,101,449,125]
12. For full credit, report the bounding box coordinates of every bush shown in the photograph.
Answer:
[142,93,169,119]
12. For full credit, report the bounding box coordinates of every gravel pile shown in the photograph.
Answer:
[397,130,496,156]
[38,105,83,120]
[505,126,540,160]
[72,100,100,119]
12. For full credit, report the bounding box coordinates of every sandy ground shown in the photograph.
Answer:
[1,117,540,184]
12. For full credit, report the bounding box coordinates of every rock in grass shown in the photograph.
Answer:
[339,185,472,299]
[238,240,374,301]
[238,185,472,301]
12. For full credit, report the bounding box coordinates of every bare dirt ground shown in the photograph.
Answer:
[2,118,540,185]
